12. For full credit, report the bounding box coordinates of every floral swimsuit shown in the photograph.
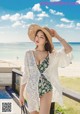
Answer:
[37,55,53,97]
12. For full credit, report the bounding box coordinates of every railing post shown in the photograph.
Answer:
[50,102,55,114]
[12,71,16,91]
[12,70,21,95]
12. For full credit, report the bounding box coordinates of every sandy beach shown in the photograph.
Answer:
[0,59,22,68]
[58,61,80,77]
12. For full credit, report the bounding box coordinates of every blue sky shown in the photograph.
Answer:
[0,0,80,43]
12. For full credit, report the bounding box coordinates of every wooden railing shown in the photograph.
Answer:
[11,69,80,114]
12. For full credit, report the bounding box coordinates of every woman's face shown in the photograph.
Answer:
[34,31,47,46]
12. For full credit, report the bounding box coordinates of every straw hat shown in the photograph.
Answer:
[28,24,54,49]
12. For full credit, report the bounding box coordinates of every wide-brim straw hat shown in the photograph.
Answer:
[28,24,54,49]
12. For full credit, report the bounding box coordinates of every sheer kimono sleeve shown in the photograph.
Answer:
[21,51,29,85]
[57,48,73,68]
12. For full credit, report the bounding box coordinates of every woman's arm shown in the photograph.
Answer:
[19,83,26,106]
[56,35,72,54]
[50,29,73,54]
[19,51,29,106]
[20,84,26,97]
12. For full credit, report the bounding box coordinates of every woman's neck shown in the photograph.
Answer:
[35,45,46,52]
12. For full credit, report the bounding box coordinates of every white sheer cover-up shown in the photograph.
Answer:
[21,48,73,113]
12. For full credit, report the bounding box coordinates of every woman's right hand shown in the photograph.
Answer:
[19,95,25,106]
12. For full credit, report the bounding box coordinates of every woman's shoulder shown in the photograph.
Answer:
[25,49,32,53]
[24,49,35,57]
[24,50,31,57]
[50,48,57,56]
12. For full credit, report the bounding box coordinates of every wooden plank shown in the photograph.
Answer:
[12,68,22,76]
[62,87,80,102]
[0,67,21,73]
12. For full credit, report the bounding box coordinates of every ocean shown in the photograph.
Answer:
[0,42,80,62]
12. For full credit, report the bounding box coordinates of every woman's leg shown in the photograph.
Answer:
[39,90,52,114]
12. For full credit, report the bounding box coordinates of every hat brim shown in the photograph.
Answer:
[28,24,54,48]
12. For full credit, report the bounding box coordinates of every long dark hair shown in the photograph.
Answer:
[35,29,54,53]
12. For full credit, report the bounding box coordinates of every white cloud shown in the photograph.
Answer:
[49,9,56,14]
[45,6,49,9]
[49,9,64,16]
[50,0,61,2]
[12,21,27,28]
[60,18,73,23]
[21,12,34,20]
[36,17,42,21]
[0,26,10,29]
[76,23,80,29]
[1,13,21,21]
[56,23,75,28]
[26,24,31,27]
[76,23,80,27]
[55,12,64,16]
[76,0,80,4]
[1,14,10,20]
[12,21,22,27]
[32,3,42,11]
[37,11,49,18]
[1,12,34,22]
[10,13,21,21]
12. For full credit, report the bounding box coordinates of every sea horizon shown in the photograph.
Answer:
[0,41,80,44]
[0,42,80,62]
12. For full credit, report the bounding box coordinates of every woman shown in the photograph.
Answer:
[19,24,73,114]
